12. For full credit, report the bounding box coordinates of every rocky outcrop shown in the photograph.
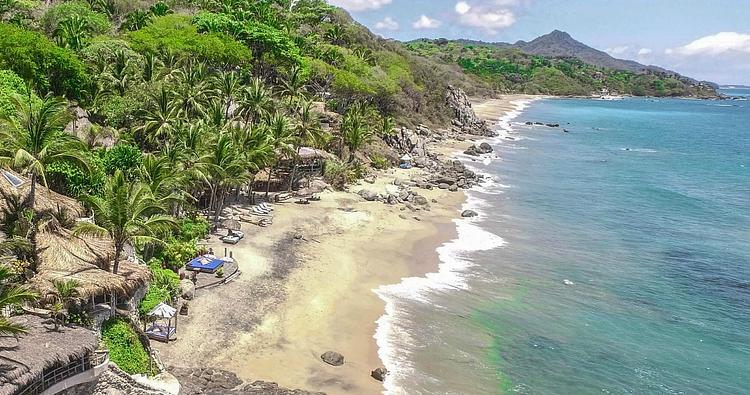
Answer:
[385,126,430,158]
[445,86,495,137]
[180,279,195,300]
[461,210,478,218]
[371,367,388,382]
[463,142,494,156]
[320,351,344,366]
[168,367,324,395]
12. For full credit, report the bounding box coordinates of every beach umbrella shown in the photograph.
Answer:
[221,218,242,231]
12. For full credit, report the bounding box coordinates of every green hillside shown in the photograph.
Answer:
[406,39,718,98]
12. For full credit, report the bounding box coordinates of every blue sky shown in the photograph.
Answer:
[328,0,750,85]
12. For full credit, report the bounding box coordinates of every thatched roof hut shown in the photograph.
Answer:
[0,169,84,217]
[28,225,151,304]
[0,315,98,395]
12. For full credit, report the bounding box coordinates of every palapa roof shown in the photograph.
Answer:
[297,147,332,161]
[0,315,99,395]
[28,225,151,303]
[148,302,176,319]
[0,169,84,217]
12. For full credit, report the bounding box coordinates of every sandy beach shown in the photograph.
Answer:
[153,94,531,394]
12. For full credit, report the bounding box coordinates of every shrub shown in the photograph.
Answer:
[101,317,154,375]
[148,259,180,298]
[370,153,389,170]
[127,15,252,66]
[323,159,354,190]
[41,1,111,36]
[0,23,89,98]
[138,285,169,317]
[178,217,209,241]
[160,238,197,272]
[102,143,142,179]
[46,153,106,197]
[0,69,37,119]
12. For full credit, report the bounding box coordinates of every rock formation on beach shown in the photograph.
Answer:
[445,85,496,137]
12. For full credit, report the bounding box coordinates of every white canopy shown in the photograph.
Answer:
[148,302,177,319]
[400,154,413,161]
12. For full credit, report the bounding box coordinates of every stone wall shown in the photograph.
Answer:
[60,365,172,395]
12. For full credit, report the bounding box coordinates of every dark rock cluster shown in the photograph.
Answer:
[445,85,496,137]
[169,367,325,395]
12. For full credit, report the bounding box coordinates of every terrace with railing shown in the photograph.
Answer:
[17,350,109,395]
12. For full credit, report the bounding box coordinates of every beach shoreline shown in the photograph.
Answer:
[153,94,536,394]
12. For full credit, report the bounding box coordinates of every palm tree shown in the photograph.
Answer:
[264,113,295,198]
[196,133,249,223]
[170,61,210,120]
[288,101,322,191]
[74,170,175,274]
[149,1,172,16]
[0,263,37,336]
[324,24,345,45]
[102,49,137,95]
[142,52,163,82]
[47,279,79,330]
[54,15,89,50]
[123,9,151,31]
[137,85,179,146]
[238,78,273,127]
[212,70,241,119]
[0,95,88,272]
[280,65,307,107]
[341,106,374,162]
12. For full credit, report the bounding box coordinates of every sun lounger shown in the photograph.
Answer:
[221,235,240,244]
[251,206,273,216]
[146,323,176,342]
[296,198,310,204]
[259,202,274,211]
[252,205,271,214]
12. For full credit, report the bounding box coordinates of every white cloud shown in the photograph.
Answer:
[455,1,471,14]
[455,1,517,33]
[412,14,441,29]
[328,0,392,12]
[637,48,652,56]
[375,16,399,30]
[606,46,629,55]
[667,32,750,56]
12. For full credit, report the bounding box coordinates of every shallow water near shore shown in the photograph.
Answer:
[376,91,750,394]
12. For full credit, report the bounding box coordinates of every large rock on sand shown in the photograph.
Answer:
[321,351,344,366]
[461,210,478,218]
[180,279,195,300]
[371,367,388,382]
[358,189,380,201]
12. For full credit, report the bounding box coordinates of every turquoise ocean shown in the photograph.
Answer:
[375,89,750,394]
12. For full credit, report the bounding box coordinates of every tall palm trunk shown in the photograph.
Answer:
[213,188,225,224]
[265,164,275,198]
[112,241,123,275]
[28,173,39,272]
[206,186,216,223]
[288,145,300,192]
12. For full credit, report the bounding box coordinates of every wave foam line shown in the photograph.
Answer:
[373,98,538,394]
[374,194,505,394]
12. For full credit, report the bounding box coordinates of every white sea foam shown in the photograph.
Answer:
[374,195,506,394]
[373,97,537,394]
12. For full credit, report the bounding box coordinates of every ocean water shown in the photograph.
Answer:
[376,91,750,394]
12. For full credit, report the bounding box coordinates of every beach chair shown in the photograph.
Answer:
[251,206,273,217]
[259,202,274,211]
[253,205,272,214]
